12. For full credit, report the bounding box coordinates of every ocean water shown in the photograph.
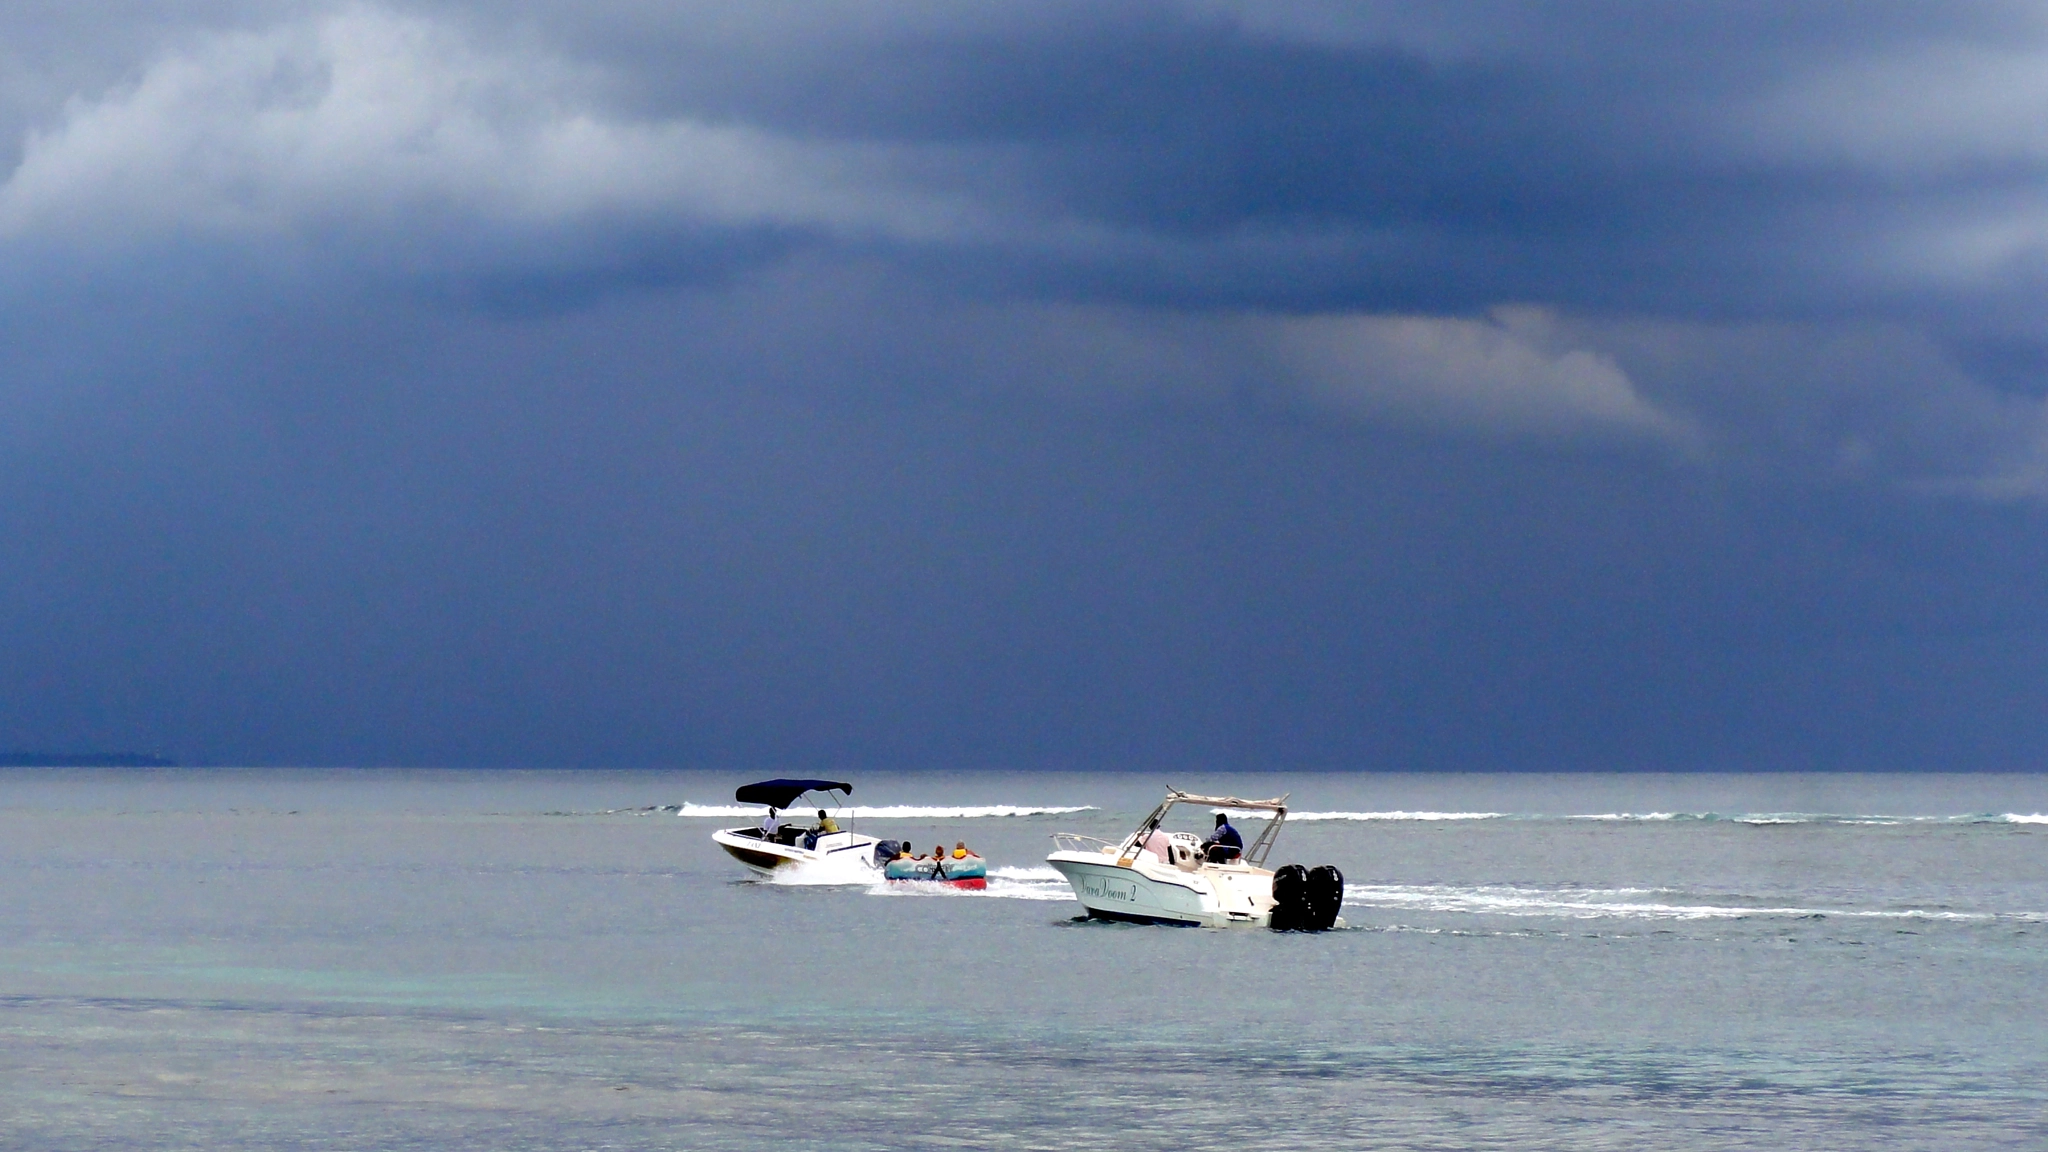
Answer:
[2,769,2044,1150]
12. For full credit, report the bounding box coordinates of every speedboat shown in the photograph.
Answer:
[711,778,886,881]
[1046,789,1344,930]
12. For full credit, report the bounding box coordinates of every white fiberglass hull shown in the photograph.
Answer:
[712,826,881,881]
[1045,851,1273,928]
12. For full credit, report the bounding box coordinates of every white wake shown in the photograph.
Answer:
[1342,883,2037,922]
[860,865,1074,901]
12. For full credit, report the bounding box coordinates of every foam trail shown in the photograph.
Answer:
[982,877,1078,901]
[1342,884,2031,922]
[674,803,1095,819]
[862,864,1076,901]
[1286,811,1505,822]
[988,865,1065,881]
[976,861,1077,900]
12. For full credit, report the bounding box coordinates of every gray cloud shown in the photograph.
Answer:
[5,2,2048,768]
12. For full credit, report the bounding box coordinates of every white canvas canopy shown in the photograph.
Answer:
[1122,788,1290,867]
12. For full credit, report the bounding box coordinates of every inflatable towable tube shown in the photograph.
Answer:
[882,855,987,889]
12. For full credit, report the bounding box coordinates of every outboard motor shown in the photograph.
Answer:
[1305,864,1345,931]
[1269,864,1310,931]
[873,840,902,867]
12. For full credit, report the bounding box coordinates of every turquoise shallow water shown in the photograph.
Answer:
[2,769,2045,1149]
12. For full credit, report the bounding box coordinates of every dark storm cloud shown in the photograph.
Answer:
[4,2,2048,768]
[13,0,2047,318]
[408,0,2048,321]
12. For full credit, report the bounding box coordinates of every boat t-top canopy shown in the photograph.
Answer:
[734,779,853,808]
[1163,790,1288,814]
[1122,788,1290,867]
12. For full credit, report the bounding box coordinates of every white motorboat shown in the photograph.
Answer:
[711,778,887,882]
[1046,789,1345,930]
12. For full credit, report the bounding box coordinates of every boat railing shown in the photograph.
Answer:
[1051,832,1119,854]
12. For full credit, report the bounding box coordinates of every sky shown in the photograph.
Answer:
[4,1,2048,770]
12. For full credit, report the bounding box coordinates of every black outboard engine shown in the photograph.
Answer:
[1305,864,1345,931]
[1269,864,1310,931]
[1271,863,1344,931]
[873,840,902,867]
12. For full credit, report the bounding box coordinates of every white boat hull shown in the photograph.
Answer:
[1046,851,1273,928]
[713,826,882,881]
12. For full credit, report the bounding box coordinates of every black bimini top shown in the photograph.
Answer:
[735,779,853,808]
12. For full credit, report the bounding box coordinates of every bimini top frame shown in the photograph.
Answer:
[734,778,853,809]
[1118,788,1289,868]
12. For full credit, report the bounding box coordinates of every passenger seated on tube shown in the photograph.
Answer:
[1203,812,1243,863]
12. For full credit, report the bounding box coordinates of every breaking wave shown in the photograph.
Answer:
[1283,811,1506,822]
[1281,811,2048,825]
[1196,810,2048,825]
[1564,812,2048,826]
[579,804,2041,826]
[669,803,1095,819]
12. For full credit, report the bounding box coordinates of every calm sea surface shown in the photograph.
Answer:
[2,769,2044,1150]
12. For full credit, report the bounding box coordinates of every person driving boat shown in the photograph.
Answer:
[1203,811,1243,862]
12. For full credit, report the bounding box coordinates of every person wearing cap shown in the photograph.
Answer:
[1203,811,1243,862]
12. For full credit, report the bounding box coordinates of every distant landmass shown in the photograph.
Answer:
[0,752,179,768]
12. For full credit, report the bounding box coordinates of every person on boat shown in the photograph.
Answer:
[1133,829,1171,862]
[1204,812,1243,861]
[759,807,784,838]
[816,809,839,834]
[952,841,972,859]
[895,842,914,861]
